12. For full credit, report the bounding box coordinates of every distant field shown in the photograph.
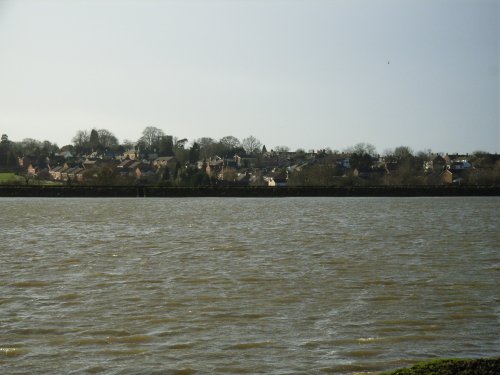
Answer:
[0,173,23,183]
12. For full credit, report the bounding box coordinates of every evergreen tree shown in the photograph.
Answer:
[158,135,174,156]
[189,142,201,164]
[90,129,100,151]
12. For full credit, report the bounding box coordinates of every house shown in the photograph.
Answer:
[353,165,388,180]
[235,171,259,186]
[217,166,238,182]
[83,159,101,170]
[337,158,351,170]
[353,167,371,179]
[67,167,84,182]
[135,162,156,181]
[117,159,136,168]
[145,153,158,161]
[53,162,86,182]
[426,169,453,185]
[205,156,224,178]
[122,149,139,161]
[153,156,178,170]
[240,157,257,168]
[233,154,242,167]
[60,166,74,181]
[18,156,33,169]
[441,169,453,184]
[223,155,241,169]
[75,169,86,183]
[104,149,122,160]
[288,162,310,173]
[385,162,399,175]
[55,150,73,159]
[50,163,72,181]
[49,165,64,180]
[426,154,447,172]
[450,159,472,171]
[117,159,137,176]
[27,163,37,176]
[264,171,288,187]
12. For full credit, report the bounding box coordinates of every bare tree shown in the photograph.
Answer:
[72,130,90,149]
[219,136,241,150]
[242,135,262,155]
[346,142,377,157]
[393,146,413,159]
[196,137,217,159]
[139,126,165,151]
[122,139,136,150]
[274,145,290,153]
[97,129,119,148]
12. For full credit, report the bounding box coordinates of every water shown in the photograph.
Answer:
[1,197,499,374]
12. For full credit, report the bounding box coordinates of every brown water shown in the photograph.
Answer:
[1,197,499,374]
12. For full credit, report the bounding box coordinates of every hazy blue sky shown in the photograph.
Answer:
[0,0,498,154]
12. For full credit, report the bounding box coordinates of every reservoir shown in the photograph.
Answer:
[1,197,499,374]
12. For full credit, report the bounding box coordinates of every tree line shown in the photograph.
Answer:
[1,126,499,186]
[0,126,269,167]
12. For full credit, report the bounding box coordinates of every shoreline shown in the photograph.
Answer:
[380,357,500,374]
[0,185,499,197]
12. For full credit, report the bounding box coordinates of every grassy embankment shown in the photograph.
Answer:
[0,173,23,184]
[380,358,500,375]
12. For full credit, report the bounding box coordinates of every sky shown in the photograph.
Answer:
[0,0,498,154]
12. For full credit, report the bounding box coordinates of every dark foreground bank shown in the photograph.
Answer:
[1,185,500,197]
[381,358,500,374]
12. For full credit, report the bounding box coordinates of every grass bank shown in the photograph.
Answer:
[0,172,23,184]
[381,358,500,375]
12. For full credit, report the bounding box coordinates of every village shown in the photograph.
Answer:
[1,128,499,187]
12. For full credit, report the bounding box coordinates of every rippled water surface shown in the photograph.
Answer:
[1,197,499,374]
